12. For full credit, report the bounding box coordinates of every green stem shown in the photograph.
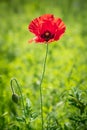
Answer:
[40,43,49,130]
[10,78,25,116]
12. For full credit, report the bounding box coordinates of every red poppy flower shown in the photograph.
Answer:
[28,14,66,43]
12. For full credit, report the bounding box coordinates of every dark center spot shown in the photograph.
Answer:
[41,31,54,41]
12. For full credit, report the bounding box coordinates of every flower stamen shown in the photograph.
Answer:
[41,31,54,42]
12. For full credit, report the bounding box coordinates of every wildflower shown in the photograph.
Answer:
[28,14,66,43]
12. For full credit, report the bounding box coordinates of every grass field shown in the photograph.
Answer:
[0,0,87,129]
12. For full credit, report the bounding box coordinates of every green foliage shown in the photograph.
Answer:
[0,0,87,129]
[66,88,87,130]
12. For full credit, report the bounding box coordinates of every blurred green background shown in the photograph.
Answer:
[0,0,87,129]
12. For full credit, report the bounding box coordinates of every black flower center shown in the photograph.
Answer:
[41,31,54,42]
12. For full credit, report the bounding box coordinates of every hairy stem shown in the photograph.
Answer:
[39,43,49,130]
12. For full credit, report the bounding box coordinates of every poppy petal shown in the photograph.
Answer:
[28,18,41,35]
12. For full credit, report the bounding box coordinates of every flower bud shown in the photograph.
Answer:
[12,93,19,104]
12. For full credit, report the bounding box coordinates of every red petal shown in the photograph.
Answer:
[39,14,54,21]
[54,18,66,40]
[54,27,66,40]
[28,36,45,43]
[28,17,41,36]
[40,21,56,35]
